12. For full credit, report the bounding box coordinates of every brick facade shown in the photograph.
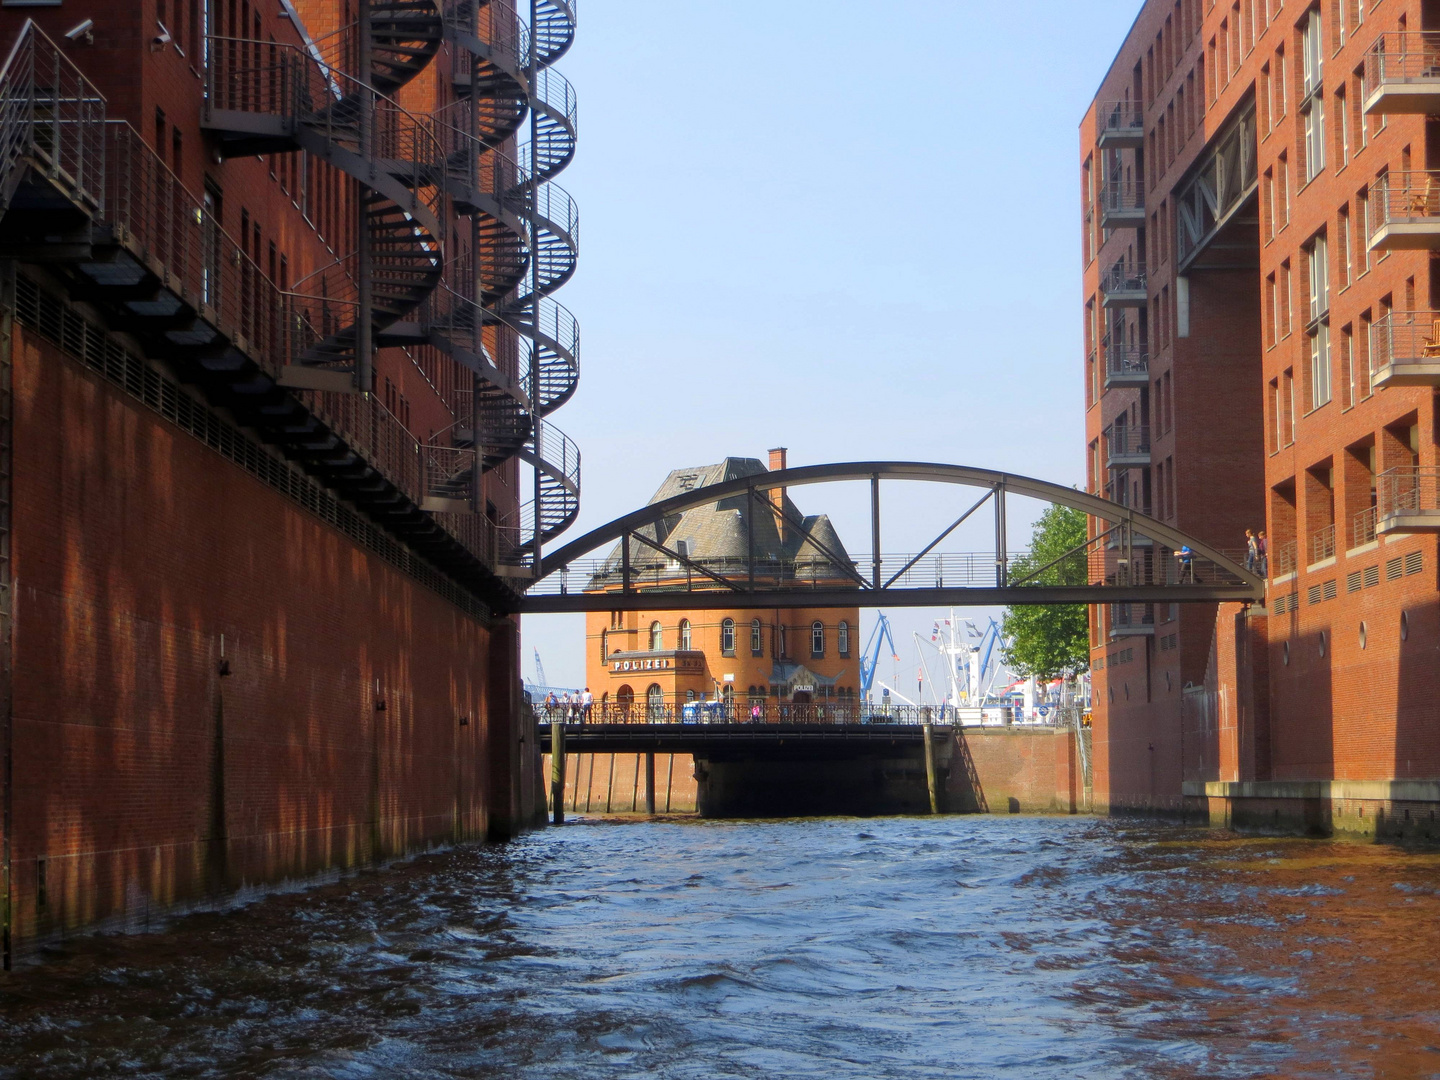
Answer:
[1083,0,1440,825]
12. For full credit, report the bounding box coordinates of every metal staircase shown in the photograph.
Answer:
[198,0,581,568]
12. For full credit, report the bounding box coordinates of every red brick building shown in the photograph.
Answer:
[1083,0,1440,833]
[0,1,577,962]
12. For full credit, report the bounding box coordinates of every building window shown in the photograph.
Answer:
[647,683,664,718]
[838,621,850,658]
[679,619,691,650]
[1301,10,1325,182]
[650,621,663,651]
[1309,323,1332,410]
[750,618,763,656]
[600,629,608,662]
[811,621,825,658]
[721,618,735,656]
[1306,232,1329,324]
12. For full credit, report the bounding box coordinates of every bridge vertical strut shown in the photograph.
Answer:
[994,482,1008,587]
[355,0,374,395]
[870,474,881,589]
[746,484,756,591]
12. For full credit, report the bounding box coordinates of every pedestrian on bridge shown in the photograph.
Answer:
[1245,529,1258,572]
[1175,545,1195,583]
[581,687,593,725]
[1257,531,1268,576]
[544,691,558,721]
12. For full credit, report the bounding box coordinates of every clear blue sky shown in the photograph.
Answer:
[521,0,1145,689]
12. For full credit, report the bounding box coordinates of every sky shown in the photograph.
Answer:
[520,0,1146,691]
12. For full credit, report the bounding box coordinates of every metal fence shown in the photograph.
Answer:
[1378,466,1440,520]
[532,700,1080,728]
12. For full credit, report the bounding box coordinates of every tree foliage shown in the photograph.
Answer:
[1001,504,1090,680]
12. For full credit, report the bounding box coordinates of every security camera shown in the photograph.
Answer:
[151,23,171,51]
[64,19,94,45]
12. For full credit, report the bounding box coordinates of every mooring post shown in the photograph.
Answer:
[922,723,939,814]
[550,721,565,825]
[644,752,656,815]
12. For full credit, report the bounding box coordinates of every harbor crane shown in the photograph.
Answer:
[859,614,900,702]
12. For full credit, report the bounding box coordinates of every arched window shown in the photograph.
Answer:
[650,621,663,651]
[750,618,763,656]
[838,620,850,657]
[811,621,825,657]
[679,619,692,650]
[646,683,664,718]
[600,628,608,662]
[721,618,736,655]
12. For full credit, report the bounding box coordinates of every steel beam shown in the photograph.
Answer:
[518,583,1261,614]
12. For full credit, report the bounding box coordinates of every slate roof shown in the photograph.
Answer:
[590,457,855,584]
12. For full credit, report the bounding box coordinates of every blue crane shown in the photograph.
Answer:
[859,614,900,701]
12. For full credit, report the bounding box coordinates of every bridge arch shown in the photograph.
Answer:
[518,462,1263,613]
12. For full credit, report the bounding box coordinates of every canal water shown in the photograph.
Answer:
[4,816,1440,1079]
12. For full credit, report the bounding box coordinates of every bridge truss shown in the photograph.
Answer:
[514,462,1264,614]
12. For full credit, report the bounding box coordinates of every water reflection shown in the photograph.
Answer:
[3,818,1440,1078]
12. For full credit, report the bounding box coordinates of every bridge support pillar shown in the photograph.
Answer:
[644,752,656,815]
[923,724,939,814]
[550,722,566,825]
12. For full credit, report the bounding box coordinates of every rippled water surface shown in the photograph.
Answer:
[5,816,1440,1078]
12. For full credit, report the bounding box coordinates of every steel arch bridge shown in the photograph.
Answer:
[512,462,1264,614]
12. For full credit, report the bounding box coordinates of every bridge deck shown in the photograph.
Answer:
[538,722,952,754]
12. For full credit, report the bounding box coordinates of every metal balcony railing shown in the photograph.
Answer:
[1310,523,1337,565]
[1109,602,1155,635]
[1368,171,1440,249]
[1362,32,1440,112]
[1097,100,1144,144]
[1369,311,1440,386]
[1378,467,1440,525]
[1103,337,1149,383]
[1352,505,1378,549]
[1103,423,1151,465]
[1100,178,1145,222]
[1273,539,1299,578]
[1102,259,1147,297]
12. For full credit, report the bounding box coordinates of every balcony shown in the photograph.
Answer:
[1102,260,1147,308]
[1352,505,1379,550]
[1096,100,1144,149]
[1309,523,1337,567]
[1363,33,1440,114]
[1100,178,1145,229]
[1102,337,1149,388]
[1109,602,1155,638]
[1369,311,1440,387]
[1377,467,1440,535]
[1367,172,1440,251]
[1104,424,1151,469]
[1272,539,1299,579]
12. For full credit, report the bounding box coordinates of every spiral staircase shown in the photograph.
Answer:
[200,0,581,570]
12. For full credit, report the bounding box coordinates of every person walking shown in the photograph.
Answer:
[750,701,761,724]
[1257,530,1268,576]
[580,686,593,725]
[1175,545,1195,583]
[1245,529,1258,572]
[544,690,558,721]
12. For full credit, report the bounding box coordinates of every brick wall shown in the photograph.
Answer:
[4,325,523,955]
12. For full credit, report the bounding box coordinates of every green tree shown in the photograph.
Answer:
[1001,503,1090,679]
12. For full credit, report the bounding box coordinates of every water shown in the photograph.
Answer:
[4,816,1440,1079]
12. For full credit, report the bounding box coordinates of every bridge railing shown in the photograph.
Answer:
[532,701,1083,728]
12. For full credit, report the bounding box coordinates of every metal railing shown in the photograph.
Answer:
[1097,100,1144,139]
[1103,337,1149,380]
[1370,171,1440,237]
[1352,505,1378,549]
[1378,467,1440,520]
[1109,602,1154,632]
[1273,539,1299,578]
[1310,523,1337,565]
[1102,259,1147,296]
[1370,310,1440,377]
[1100,177,1144,215]
[532,701,1068,728]
[1362,32,1440,100]
[1104,423,1151,461]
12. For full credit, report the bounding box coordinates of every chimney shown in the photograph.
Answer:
[768,447,787,546]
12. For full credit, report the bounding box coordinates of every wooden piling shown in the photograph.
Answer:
[923,723,938,814]
[645,752,656,815]
[550,721,565,825]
